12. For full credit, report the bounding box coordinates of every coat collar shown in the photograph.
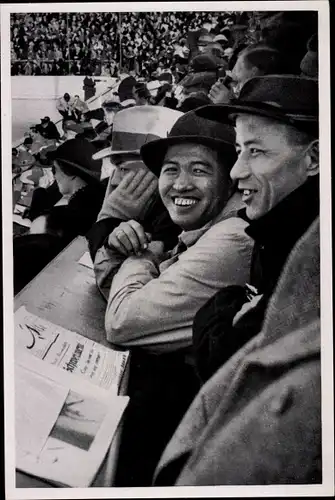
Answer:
[243,176,319,247]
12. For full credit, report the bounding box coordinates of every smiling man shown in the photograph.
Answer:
[194,75,319,382]
[93,110,253,486]
[95,111,252,352]
[86,105,183,264]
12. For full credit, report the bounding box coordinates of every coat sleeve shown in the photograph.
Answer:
[173,360,321,485]
[93,244,128,301]
[105,217,253,352]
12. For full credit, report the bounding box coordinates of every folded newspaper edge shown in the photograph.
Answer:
[14,307,130,487]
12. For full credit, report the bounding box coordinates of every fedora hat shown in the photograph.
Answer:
[196,75,319,136]
[47,137,102,181]
[140,110,236,177]
[92,106,183,161]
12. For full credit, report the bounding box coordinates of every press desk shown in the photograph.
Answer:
[14,236,128,488]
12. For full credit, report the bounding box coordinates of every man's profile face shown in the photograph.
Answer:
[231,114,315,220]
[231,55,259,97]
[109,153,147,188]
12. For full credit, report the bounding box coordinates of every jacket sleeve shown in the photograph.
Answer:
[86,217,126,261]
[105,217,253,352]
[174,361,321,485]
[93,243,128,301]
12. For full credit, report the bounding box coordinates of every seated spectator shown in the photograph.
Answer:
[154,216,321,485]
[194,75,319,382]
[95,110,253,352]
[178,54,222,104]
[38,116,61,141]
[209,43,295,104]
[29,137,106,238]
[86,105,183,263]
[95,110,253,487]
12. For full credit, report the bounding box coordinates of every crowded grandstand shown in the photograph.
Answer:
[11,7,324,490]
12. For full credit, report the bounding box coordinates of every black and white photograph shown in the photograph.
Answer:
[49,391,108,451]
[1,1,333,498]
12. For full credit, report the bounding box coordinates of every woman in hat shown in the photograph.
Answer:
[93,111,253,486]
[28,137,106,238]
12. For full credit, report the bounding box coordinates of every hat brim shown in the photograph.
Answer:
[196,103,319,130]
[45,153,101,181]
[92,146,140,161]
[141,135,235,177]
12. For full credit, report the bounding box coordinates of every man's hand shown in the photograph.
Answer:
[209,79,231,104]
[107,220,152,256]
[99,168,158,222]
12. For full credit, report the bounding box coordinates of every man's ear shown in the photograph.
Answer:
[305,139,319,177]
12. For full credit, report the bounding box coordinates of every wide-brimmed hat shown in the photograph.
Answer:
[46,137,102,181]
[140,110,236,177]
[196,75,319,136]
[92,106,183,161]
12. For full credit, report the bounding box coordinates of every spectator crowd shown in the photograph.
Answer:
[11,8,324,491]
[11,11,256,77]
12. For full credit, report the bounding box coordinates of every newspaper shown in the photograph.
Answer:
[78,251,94,270]
[15,306,129,395]
[15,364,129,487]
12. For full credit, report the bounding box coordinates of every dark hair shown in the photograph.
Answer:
[241,44,293,75]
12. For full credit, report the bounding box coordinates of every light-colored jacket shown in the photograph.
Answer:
[154,217,321,485]
[56,96,75,113]
[94,193,253,353]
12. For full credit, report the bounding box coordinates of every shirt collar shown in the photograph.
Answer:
[179,191,245,248]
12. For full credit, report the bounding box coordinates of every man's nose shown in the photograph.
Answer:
[173,170,193,191]
[110,168,122,187]
[230,154,250,181]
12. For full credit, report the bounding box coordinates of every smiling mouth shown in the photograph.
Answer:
[240,189,257,202]
[172,197,199,207]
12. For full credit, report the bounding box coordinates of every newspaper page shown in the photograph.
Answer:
[15,306,129,394]
[15,364,129,487]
